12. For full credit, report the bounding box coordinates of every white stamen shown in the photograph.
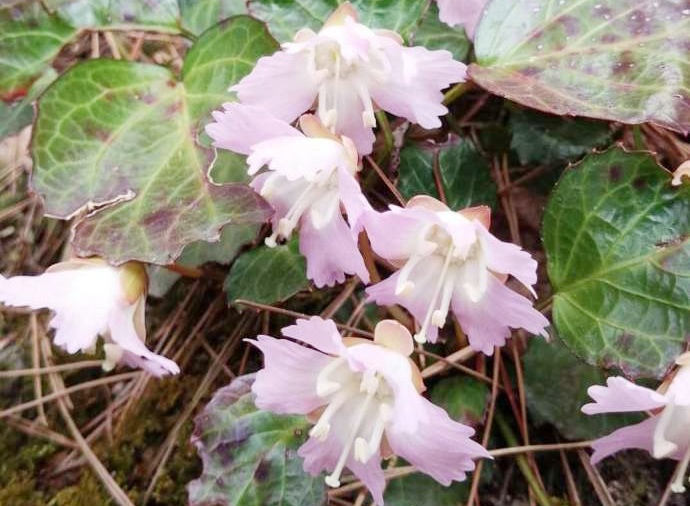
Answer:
[310,384,357,441]
[414,246,455,343]
[462,253,488,303]
[354,437,370,463]
[265,181,321,246]
[352,79,376,128]
[324,376,379,488]
[653,403,679,459]
[395,254,426,296]
[432,270,456,327]
[363,403,392,462]
[671,443,690,493]
[316,357,347,397]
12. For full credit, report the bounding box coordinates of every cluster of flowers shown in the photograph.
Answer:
[2,0,687,502]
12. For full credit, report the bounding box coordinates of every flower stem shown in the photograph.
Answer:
[375,110,394,162]
[495,411,554,506]
[443,82,471,105]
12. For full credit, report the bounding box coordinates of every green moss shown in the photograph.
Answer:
[94,374,203,504]
[0,473,46,505]
[50,472,112,506]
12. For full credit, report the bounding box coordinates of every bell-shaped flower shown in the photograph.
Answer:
[0,258,179,377]
[230,3,467,155]
[363,196,549,353]
[436,0,488,39]
[206,103,370,287]
[582,354,690,493]
[247,316,489,505]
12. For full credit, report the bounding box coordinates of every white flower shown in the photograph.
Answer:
[248,317,489,504]
[206,103,371,287]
[0,259,179,376]
[231,2,467,154]
[583,354,690,493]
[363,196,549,352]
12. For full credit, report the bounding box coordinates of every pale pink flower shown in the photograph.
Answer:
[0,259,179,376]
[247,316,489,504]
[206,103,369,287]
[230,3,467,155]
[582,355,690,493]
[436,0,488,39]
[363,196,549,352]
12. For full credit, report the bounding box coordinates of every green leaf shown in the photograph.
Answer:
[247,0,426,42]
[412,3,470,62]
[0,3,75,99]
[430,376,489,426]
[0,68,58,139]
[188,374,327,506]
[32,17,278,264]
[226,239,309,306]
[384,471,469,506]
[523,337,642,440]
[398,139,497,210]
[509,108,612,166]
[182,16,279,122]
[470,0,690,133]
[543,148,690,378]
[179,0,246,35]
[0,102,33,139]
[44,0,180,31]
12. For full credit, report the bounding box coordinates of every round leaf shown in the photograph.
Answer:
[32,17,279,265]
[523,337,642,440]
[179,0,246,35]
[470,0,690,133]
[430,376,489,425]
[188,374,327,506]
[44,0,180,31]
[384,472,469,506]
[247,0,426,42]
[225,239,309,306]
[398,139,497,210]
[509,108,612,166]
[0,3,75,99]
[543,148,690,378]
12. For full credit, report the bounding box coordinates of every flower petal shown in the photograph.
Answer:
[325,79,376,155]
[373,320,414,356]
[451,275,549,355]
[248,136,349,179]
[206,103,302,155]
[370,45,466,129]
[345,342,427,433]
[0,265,120,353]
[298,434,386,505]
[664,365,690,406]
[361,208,430,261]
[581,377,667,415]
[281,316,347,356]
[475,224,538,296]
[247,334,331,414]
[230,50,319,123]
[299,211,369,287]
[107,298,180,376]
[366,258,445,343]
[336,167,372,234]
[436,0,487,39]
[590,416,659,464]
[386,397,489,485]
